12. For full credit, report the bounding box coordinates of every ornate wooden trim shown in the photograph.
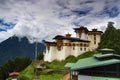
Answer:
[88,32,102,35]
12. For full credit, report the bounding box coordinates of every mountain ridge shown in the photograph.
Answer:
[0,36,45,64]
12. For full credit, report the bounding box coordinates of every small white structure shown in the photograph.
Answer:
[44,26,102,62]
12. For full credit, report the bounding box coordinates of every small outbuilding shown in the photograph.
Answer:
[35,65,44,72]
[65,49,120,80]
[9,72,20,80]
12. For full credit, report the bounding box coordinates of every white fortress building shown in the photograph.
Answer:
[44,26,103,62]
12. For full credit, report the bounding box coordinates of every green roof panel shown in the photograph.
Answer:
[93,76,120,80]
[64,63,74,68]
[94,53,114,58]
[99,48,114,52]
[71,57,120,70]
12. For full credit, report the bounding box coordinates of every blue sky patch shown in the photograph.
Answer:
[0,19,16,30]
[72,22,81,26]
[72,9,90,16]
[104,6,119,18]
[0,28,7,32]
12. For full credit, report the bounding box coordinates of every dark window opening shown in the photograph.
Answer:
[80,48,82,51]
[94,37,96,40]
[73,47,75,50]
[94,41,96,44]
[94,34,96,37]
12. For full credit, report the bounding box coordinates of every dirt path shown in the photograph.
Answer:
[61,73,70,80]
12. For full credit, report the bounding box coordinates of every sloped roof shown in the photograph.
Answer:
[71,57,120,70]
[9,72,20,77]
[99,48,114,52]
[93,76,120,80]
[64,53,120,70]
[44,41,56,44]
[94,53,114,58]
[36,65,43,69]
[53,35,90,42]
[88,29,103,33]
[64,63,74,68]
[73,26,89,33]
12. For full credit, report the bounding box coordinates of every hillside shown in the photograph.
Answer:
[18,51,97,80]
[98,22,120,54]
[0,36,45,64]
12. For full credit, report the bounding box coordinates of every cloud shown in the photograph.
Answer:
[0,0,120,43]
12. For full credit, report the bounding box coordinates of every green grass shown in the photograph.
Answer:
[19,51,97,80]
[19,62,36,79]
[40,74,64,80]
[46,51,98,69]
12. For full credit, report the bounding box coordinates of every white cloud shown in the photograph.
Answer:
[0,0,120,43]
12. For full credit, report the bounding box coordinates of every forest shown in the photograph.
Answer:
[98,22,120,54]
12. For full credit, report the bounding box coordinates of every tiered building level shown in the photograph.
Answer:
[44,26,103,62]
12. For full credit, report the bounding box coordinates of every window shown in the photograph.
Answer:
[84,44,86,47]
[94,34,96,40]
[80,43,82,46]
[94,37,96,40]
[65,43,67,46]
[80,48,82,51]
[94,34,96,36]
[84,48,86,51]
[94,41,96,44]
[79,35,81,38]
[73,43,75,46]
[73,47,75,50]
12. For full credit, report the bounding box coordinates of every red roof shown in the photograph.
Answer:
[9,72,20,77]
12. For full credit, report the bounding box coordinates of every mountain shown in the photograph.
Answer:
[0,36,45,64]
[98,22,120,54]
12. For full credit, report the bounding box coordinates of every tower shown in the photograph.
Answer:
[73,26,89,40]
[88,29,103,51]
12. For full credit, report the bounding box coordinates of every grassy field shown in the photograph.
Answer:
[18,51,97,80]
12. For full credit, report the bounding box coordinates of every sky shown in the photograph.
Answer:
[0,0,120,43]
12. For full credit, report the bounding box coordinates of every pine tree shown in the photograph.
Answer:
[99,22,120,54]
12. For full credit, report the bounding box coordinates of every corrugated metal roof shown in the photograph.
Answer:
[99,48,114,51]
[71,57,120,70]
[93,76,120,80]
[94,53,114,58]
[64,63,74,68]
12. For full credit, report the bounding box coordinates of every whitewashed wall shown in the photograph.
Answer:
[44,32,101,62]
[88,34,101,51]
[81,32,88,40]
[78,75,93,80]
[44,46,57,62]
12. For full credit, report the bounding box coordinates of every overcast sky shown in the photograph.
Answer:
[0,0,120,43]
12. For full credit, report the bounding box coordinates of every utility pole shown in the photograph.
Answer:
[35,41,38,60]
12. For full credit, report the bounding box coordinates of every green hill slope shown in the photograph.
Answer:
[18,51,97,80]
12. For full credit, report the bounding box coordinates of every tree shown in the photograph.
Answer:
[98,22,120,54]
[0,57,32,79]
[37,53,44,60]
